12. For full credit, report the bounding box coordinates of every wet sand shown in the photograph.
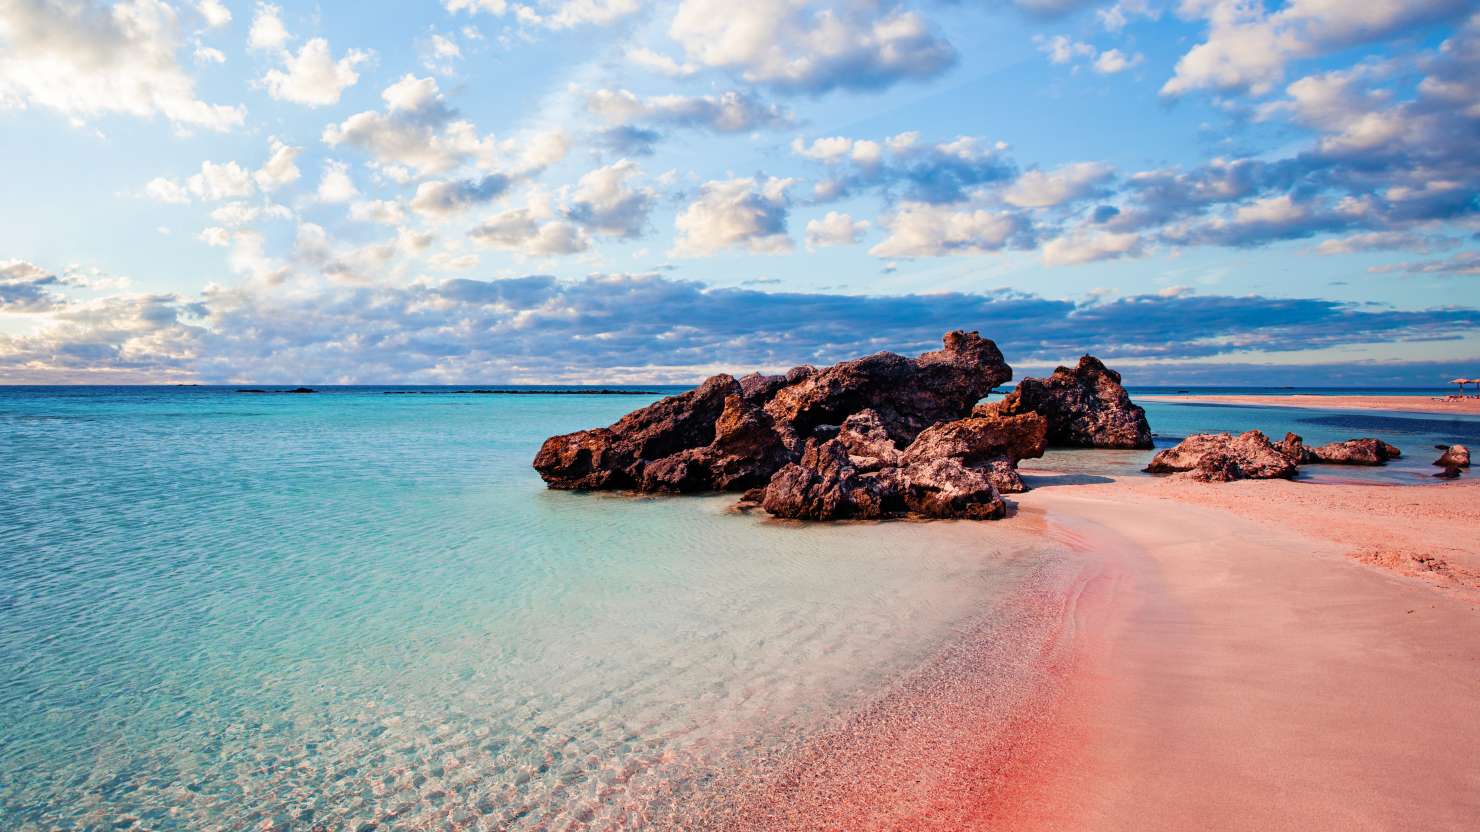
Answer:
[1002,475,1480,831]
[692,475,1480,830]
[1141,393,1480,416]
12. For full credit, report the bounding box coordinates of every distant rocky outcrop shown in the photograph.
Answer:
[1143,430,1298,482]
[1305,438,1402,465]
[534,331,1024,519]
[1153,430,1405,482]
[981,355,1152,449]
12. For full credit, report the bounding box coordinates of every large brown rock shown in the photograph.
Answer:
[534,331,1012,495]
[1143,430,1298,482]
[983,355,1151,450]
[898,458,1006,520]
[763,330,1011,452]
[758,409,1040,519]
[533,373,742,490]
[759,438,901,520]
[1306,438,1402,466]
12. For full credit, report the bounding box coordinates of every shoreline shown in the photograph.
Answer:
[1141,393,1480,416]
[693,474,1480,829]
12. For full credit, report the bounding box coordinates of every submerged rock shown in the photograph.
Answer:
[983,355,1152,449]
[1143,430,1298,482]
[1433,444,1470,468]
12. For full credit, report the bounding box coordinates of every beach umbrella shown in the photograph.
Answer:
[1451,378,1469,396]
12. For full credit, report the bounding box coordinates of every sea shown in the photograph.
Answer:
[2,385,1476,829]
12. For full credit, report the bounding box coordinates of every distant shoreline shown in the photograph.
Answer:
[1140,393,1480,417]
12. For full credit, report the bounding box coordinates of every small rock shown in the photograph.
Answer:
[1433,444,1470,468]
[1143,430,1298,482]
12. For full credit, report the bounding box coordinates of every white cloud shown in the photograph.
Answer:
[586,88,792,133]
[1003,161,1114,208]
[0,0,246,131]
[187,160,256,200]
[145,177,191,204]
[442,0,639,29]
[672,176,794,256]
[196,0,231,28]
[667,0,956,93]
[253,137,302,191]
[324,75,563,177]
[350,200,406,225]
[469,207,589,256]
[1163,0,1469,97]
[566,159,655,238]
[869,202,1026,257]
[193,45,226,64]
[1098,0,1158,32]
[627,47,699,78]
[247,2,289,51]
[1034,35,1141,74]
[317,160,359,203]
[804,211,869,249]
[199,226,231,246]
[1093,48,1143,74]
[1035,34,1095,65]
[259,37,370,106]
[1041,230,1144,265]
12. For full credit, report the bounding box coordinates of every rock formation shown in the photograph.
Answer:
[534,331,1028,519]
[1433,444,1470,468]
[1305,438,1402,465]
[1154,430,1406,482]
[1143,430,1298,482]
[756,409,1045,520]
[982,355,1152,449]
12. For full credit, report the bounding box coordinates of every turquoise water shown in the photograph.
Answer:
[2,386,1475,829]
[1,387,1066,830]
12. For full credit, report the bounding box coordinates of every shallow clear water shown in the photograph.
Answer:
[0,387,1063,831]
[2,385,1473,830]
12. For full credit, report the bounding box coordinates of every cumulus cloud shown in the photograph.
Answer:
[0,259,70,311]
[672,176,794,256]
[410,174,511,217]
[253,137,302,191]
[469,208,588,256]
[586,88,792,134]
[667,0,956,93]
[316,160,359,203]
[196,0,230,28]
[247,2,289,51]
[804,211,869,249]
[869,202,1030,257]
[0,0,245,130]
[1041,229,1144,265]
[793,132,1015,203]
[1163,0,1470,97]
[1003,161,1114,208]
[565,159,656,238]
[259,37,370,106]
[1034,34,1142,74]
[324,75,565,178]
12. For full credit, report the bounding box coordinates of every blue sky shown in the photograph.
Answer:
[0,0,1477,383]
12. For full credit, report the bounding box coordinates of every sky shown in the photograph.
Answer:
[0,0,1477,385]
